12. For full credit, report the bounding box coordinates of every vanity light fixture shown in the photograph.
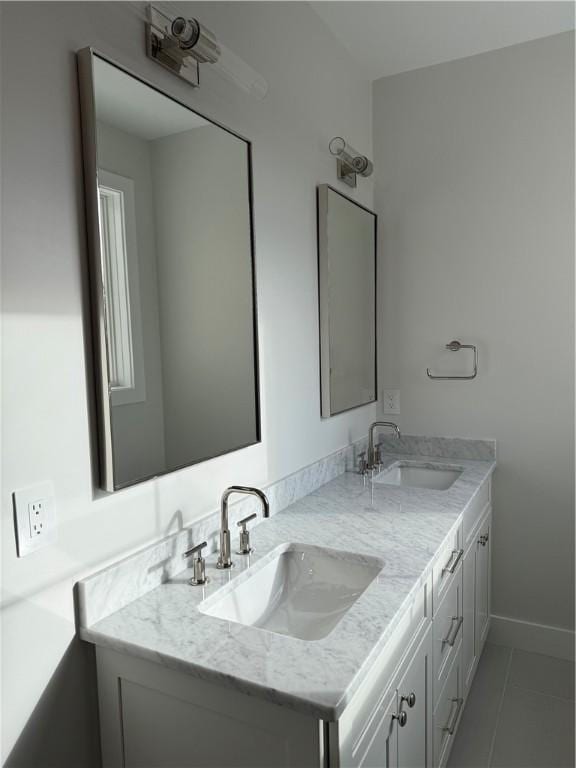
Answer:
[329,137,373,188]
[146,3,268,98]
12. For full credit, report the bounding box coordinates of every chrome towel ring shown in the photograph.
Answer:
[427,340,478,380]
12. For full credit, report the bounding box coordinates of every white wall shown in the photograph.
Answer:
[373,32,574,633]
[0,2,374,765]
[152,125,257,467]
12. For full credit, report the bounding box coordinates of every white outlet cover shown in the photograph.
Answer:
[13,481,57,557]
[382,389,400,415]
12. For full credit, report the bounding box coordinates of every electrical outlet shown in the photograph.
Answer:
[13,482,57,557]
[28,499,48,537]
[383,389,400,415]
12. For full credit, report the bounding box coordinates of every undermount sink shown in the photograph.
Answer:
[373,462,463,491]
[199,543,383,641]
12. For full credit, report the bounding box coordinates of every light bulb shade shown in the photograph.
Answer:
[353,155,373,178]
[329,137,373,178]
[170,17,197,48]
[213,44,268,100]
[146,4,268,99]
[171,17,221,64]
[329,136,347,157]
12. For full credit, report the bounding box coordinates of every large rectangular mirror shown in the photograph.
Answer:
[317,184,377,417]
[78,49,260,491]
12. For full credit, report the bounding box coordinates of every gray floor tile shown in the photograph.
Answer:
[508,649,575,701]
[490,686,575,768]
[448,644,512,768]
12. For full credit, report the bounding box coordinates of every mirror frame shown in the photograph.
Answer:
[316,184,378,418]
[77,47,261,491]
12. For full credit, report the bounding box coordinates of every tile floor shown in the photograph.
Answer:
[448,643,575,768]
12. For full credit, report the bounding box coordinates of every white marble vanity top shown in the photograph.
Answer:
[79,451,495,721]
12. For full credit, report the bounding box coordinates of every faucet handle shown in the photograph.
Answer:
[183,541,208,586]
[357,451,368,476]
[183,541,207,559]
[237,513,257,554]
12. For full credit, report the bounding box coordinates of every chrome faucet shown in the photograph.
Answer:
[217,486,269,569]
[368,421,401,470]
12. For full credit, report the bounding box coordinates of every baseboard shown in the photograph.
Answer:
[489,614,575,662]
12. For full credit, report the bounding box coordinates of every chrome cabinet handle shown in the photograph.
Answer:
[442,616,463,648]
[401,692,416,709]
[442,549,464,575]
[393,711,407,727]
[442,697,464,734]
[478,533,489,547]
[183,541,208,586]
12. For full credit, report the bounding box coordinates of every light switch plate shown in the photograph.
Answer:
[382,389,400,415]
[13,482,57,557]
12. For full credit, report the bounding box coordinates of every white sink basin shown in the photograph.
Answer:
[199,543,382,641]
[373,462,463,491]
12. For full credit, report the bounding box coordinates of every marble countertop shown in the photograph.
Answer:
[80,452,495,721]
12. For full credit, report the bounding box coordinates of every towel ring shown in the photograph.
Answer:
[427,340,478,380]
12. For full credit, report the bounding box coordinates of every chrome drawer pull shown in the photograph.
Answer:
[442,615,463,648]
[442,697,464,735]
[442,549,463,575]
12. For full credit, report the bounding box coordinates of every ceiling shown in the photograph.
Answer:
[94,56,207,141]
[311,1,575,81]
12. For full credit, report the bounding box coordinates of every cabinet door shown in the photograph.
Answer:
[349,689,399,768]
[475,513,491,653]
[461,544,477,696]
[397,630,432,768]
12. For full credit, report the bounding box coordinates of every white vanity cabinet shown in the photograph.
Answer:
[397,630,432,768]
[336,627,432,768]
[433,644,463,768]
[462,508,492,698]
[431,503,492,767]
[334,579,433,768]
[92,476,493,768]
[431,483,492,767]
[340,627,432,768]
[95,646,323,768]
[475,513,492,652]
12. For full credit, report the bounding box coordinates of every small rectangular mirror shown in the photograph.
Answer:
[78,49,260,491]
[317,184,377,417]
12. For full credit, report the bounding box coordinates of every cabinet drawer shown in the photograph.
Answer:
[433,650,463,768]
[433,524,462,614]
[433,567,462,706]
[463,477,490,549]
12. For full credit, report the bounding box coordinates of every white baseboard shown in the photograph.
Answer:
[489,614,575,662]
